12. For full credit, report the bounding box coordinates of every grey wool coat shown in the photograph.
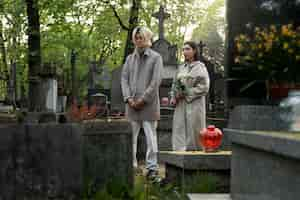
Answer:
[121,47,163,121]
[170,61,210,151]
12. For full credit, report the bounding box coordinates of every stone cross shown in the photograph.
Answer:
[198,41,206,61]
[152,5,170,40]
[88,61,99,90]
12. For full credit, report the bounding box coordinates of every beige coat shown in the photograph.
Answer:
[121,48,163,121]
[171,61,210,151]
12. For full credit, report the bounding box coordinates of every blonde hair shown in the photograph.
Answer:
[132,26,153,47]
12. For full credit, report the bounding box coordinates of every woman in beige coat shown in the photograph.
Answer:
[170,41,210,151]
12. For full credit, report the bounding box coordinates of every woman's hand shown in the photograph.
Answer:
[170,98,177,106]
[175,93,185,101]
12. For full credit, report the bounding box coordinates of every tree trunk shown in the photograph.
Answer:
[25,0,42,111]
[0,20,8,76]
[70,49,77,103]
[123,0,141,62]
[0,19,9,101]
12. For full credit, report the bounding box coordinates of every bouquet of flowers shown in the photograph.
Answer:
[235,24,300,83]
[171,73,191,99]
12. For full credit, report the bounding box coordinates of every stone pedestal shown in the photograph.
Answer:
[83,120,133,190]
[187,194,231,200]
[0,121,133,199]
[0,124,82,200]
[23,112,61,123]
[57,95,67,112]
[159,151,231,193]
[225,129,300,200]
[41,78,57,112]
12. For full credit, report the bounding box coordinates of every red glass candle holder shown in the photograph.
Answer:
[199,125,223,152]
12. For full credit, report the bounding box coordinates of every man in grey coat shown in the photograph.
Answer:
[121,26,163,180]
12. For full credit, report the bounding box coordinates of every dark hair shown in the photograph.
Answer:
[183,41,200,61]
[136,26,141,34]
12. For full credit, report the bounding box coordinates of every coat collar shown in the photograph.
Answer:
[184,60,202,68]
[133,47,151,57]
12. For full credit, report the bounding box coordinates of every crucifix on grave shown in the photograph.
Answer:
[88,61,99,91]
[152,5,170,40]
[198,41,206,62]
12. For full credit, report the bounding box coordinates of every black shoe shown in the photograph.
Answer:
[158,177,170,186]
[146,170,159,182]
[134,167,143,175]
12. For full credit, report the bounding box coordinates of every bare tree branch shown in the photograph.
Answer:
[109,4,129,31]
[101,0,129,31]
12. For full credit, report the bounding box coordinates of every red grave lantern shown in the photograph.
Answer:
[199,125,223,152]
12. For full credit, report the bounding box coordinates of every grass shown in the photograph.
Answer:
[82,174,220,200]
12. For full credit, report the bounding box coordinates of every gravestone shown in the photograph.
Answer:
[0,122,134,199]
[225,129,300,200]
[70,50,77,102]
[82,121,133,190]
[44,79,57,112]
[99,63,112,101]
[0,124,82,199]
[87,61,99,90]
[152,5,170,41]
[100,66,111,89]
[57,69,67,113]
[87,61,111,106]
[56,96,67,113]
[40,63,58,112]
[220,105,292,150]
[152,6,177,67]
[227,105,290,131]
[159,151,231,193]
[110,68,123,112]
[0,103,13,113]
[151,5,178,105]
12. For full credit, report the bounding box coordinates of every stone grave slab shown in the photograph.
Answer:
[227,105,290,131]
[83,120,133,189]
[159,151,231,192]
[0,124,82,199]
[225,128,300,200]
[0,121,133,199]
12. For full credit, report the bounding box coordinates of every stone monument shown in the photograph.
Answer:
[151,5,178,107]
[40,63,58,112]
